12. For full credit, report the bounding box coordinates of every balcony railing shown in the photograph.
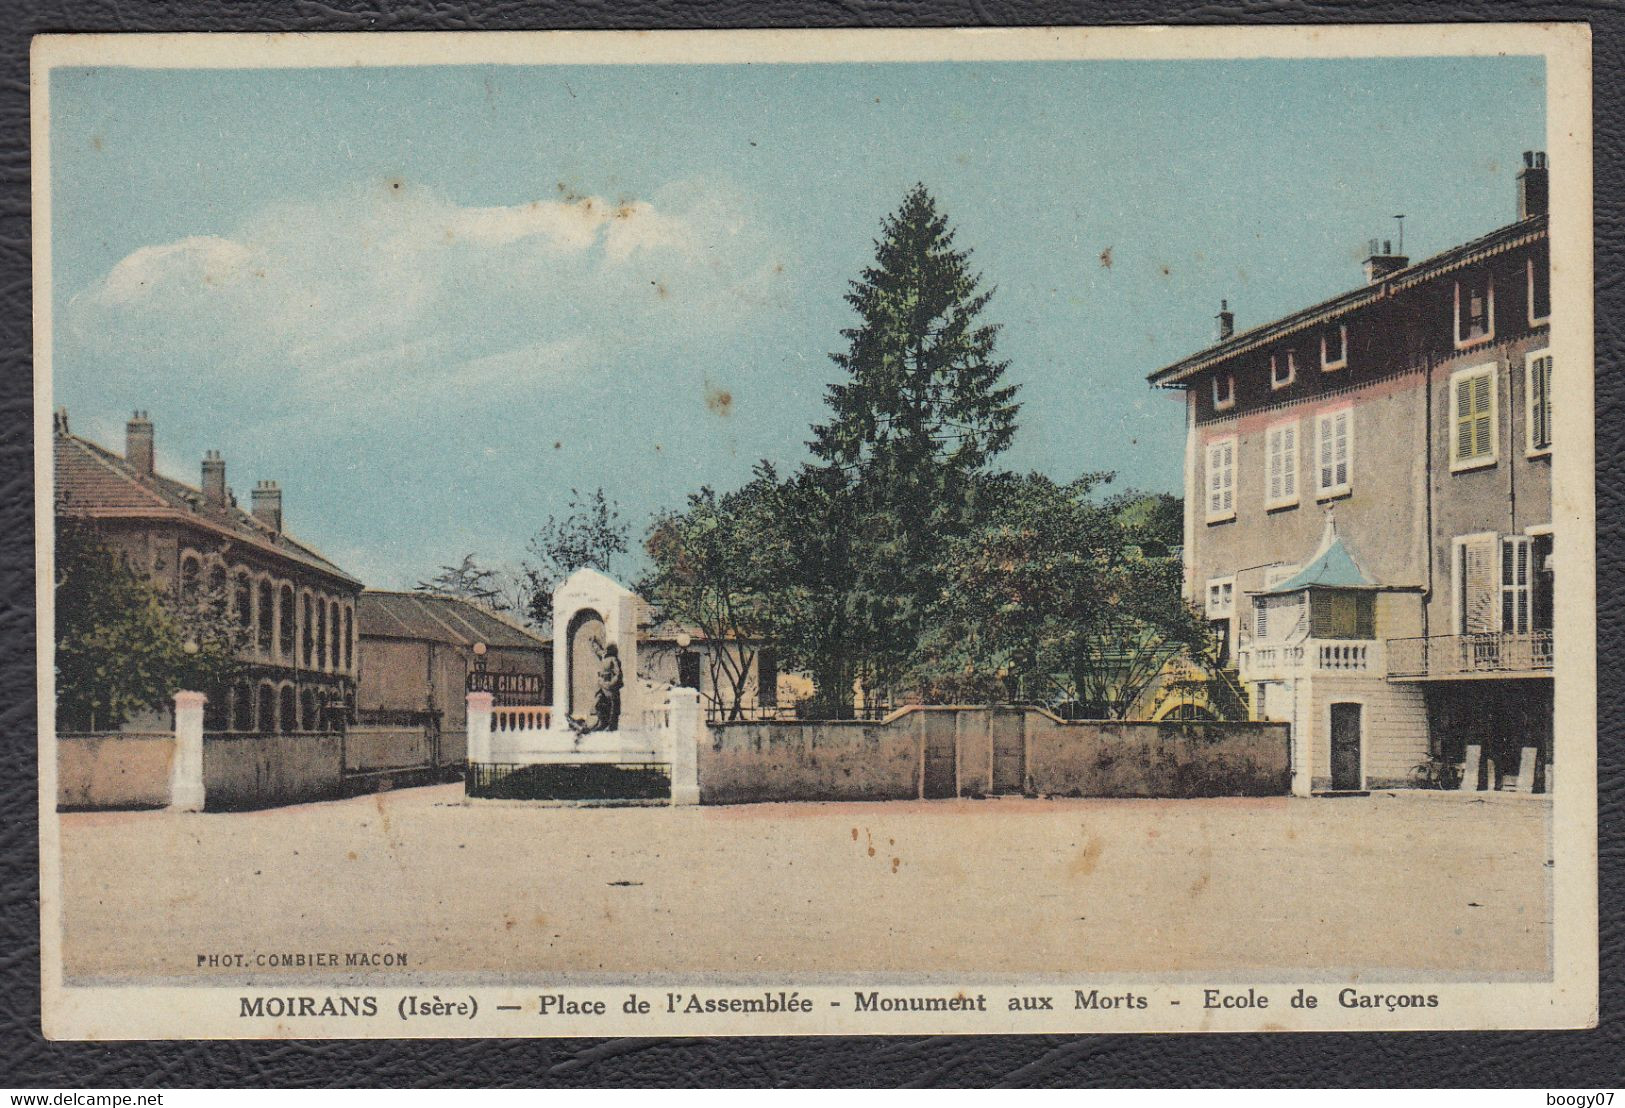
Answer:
[1386,632,1554,679]
[1237,638,1383,683]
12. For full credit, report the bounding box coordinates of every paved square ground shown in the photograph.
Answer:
[57,787,1551,982]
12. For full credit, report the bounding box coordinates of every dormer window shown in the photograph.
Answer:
[1454,272,1495,348]
[1320,325,1348,371]
[1212,372,1235,412]
[1270,351,1295,390]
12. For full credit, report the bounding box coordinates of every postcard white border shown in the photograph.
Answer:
[31,23,1597,1039]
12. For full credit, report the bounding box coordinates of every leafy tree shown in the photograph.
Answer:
[521,488,629,627]
[807,184,1020,700]
[641,467,789,718]
[416,553,508,610]
[910,474,1211,718]
[55,518,241,731]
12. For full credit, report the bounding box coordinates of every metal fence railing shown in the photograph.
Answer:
[465,761,671,801]
[1387,631,1554,679]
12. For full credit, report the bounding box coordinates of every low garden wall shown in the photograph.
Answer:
[699,719,922,804]
[57,733,174,810]
[700,707,1290,804]
[203,732,344,810]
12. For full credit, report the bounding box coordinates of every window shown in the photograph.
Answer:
[1212,372,1235,412]
[1265,420,1300,509]
[1205,438,1236,522]
[1527,350,1552,455]
[257,579,274,654]
[1315,408,1352,499]
[1270,351,1296,390]
[302,594,314,667]
[278,584,295,660]
[1205,576,1235,618]
[1501,535,1531,634]
[315,598,328,671]
[1528,255,1550,325]
[343,606,353,671]
[234,573,253,631]
[1450,364,1498,470]
[258,684,277,734]
[1254,593,1307,643]
[179,554,201,605]
[1454,273,1495,348]
[1531,530,1554,633]
[1321,325,1348,371]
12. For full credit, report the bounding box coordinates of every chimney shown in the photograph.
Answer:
[1362,237,1410,284]
[1215,299,1234,341]
[251,480,283,533]
[201,450,226,510]
[126,410,154,476]
[1517,150,1548,219]
[53,408,69,435]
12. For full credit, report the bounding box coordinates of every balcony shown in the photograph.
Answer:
[1387,632,1554,680]
[1237,638,1383,683]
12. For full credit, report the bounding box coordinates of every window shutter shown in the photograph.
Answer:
[1472,373,1493,458]
[1282,423,1296,498]
[1531,355,1552,450]
[1208,444,1221,516]
[1500,536,1531,634]
[1255,597,1269,641]
[1455,376,1474,459]
[1221,441,1233,512]
[1268,428,1282,502]
[1459,535,1497,633]
[1333,411,1350,488]
[1318,415,1333,490]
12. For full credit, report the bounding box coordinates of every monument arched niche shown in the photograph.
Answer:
[565,607,607,725]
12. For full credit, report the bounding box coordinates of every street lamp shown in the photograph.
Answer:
[472,640,487,672]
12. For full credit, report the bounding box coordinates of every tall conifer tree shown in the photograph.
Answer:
[809,185,1020,697]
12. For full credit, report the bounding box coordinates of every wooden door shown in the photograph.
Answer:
[921,711,957,799]
[1330,702,1363,791]
[991,709,1025,794]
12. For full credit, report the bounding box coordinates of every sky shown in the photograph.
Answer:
[48,56,1545,589]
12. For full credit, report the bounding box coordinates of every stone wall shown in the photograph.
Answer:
[699,707,1290,804]
[57,733,175,810]
[202,732,344,810]
[699,719,922,804]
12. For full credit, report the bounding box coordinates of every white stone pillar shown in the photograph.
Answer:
[1516,746,1538,794]
[170,690,207,812]
[1459,744,1482,791]
[467,691,494,764]
[668,686,701,806]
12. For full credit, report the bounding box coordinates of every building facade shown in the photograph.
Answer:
[55,409,363,733]
[1147,152,1555,794]
[356,590,553,738]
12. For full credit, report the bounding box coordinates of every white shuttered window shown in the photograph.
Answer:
[1266,420,1299,509]
[1315,409,1352,498]
[1451,364,1498,470]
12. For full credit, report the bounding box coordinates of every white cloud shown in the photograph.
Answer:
[65,177,791,415]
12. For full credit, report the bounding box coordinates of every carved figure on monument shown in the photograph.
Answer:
[594,644,624,732]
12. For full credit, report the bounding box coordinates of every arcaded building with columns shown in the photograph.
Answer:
[54,408,362,733]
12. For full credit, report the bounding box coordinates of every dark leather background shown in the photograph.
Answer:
[1,0,1619,1088]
